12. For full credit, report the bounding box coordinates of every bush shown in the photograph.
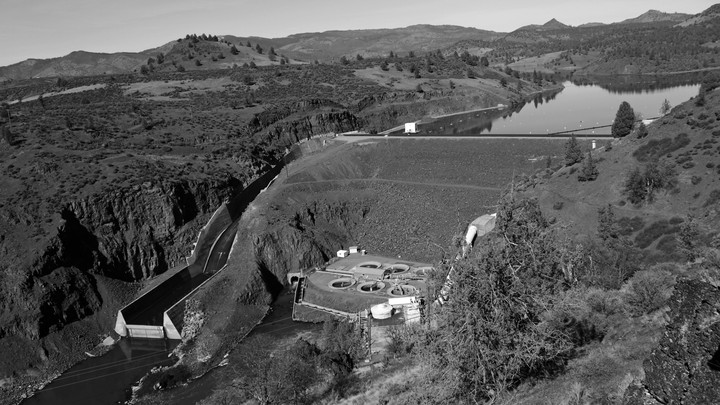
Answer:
[624,268,676,315]
[617,216,645,236]
[633,133,690,162]
[704,190,720,207]
[634,219,682,249]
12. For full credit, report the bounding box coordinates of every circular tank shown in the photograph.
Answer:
[357,281,386,293]
[328,278,356,289]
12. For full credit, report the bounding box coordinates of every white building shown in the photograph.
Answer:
[404,122,418,134]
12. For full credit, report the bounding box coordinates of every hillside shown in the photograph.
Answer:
[620,9,691,24]
[221,24,501,61]
[0,25,500,81]
[479,4,720,74]
[521,79,720,263]
[0,51,148,81]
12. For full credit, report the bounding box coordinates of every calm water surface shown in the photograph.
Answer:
[418,81,700,136]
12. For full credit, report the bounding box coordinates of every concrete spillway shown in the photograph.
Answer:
[113,137,325,340]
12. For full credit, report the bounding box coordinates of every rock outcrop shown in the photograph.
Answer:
[252,199,371,297]
[0,176,242,344]
[642,279,720,403]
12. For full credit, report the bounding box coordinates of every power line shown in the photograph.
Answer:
[56,350,170,381]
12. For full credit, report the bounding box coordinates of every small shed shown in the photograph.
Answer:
[337,250,349,258]
[404,122,418,134]
[348,246,359,254]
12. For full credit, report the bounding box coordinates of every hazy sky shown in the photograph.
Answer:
[0,0,713,66]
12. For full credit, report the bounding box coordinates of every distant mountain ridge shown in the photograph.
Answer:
[0,5,715,80]
[516,18,570,31]
[223,24,501,62]
[620,9,691,24]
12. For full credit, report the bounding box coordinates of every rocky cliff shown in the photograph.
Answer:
[252,198,371,296]
[0,175,242,378]
[636,279,720,403]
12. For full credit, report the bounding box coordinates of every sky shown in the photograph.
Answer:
[0,0,714,67]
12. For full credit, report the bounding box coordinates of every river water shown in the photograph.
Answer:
[21,75,702,405]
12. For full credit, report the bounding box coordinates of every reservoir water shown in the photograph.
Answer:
[416,79,700,136]
[22,75,703,404]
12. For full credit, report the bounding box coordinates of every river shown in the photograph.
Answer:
[21,75,702,405]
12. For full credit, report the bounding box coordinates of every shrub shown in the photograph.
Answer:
[633,133,690,162]
[624,268,676,316]
[634,219,682,249]
[704,190,720,207]
[617,216,645,236]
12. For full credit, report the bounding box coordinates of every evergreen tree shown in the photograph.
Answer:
[230,45,239,55]
[660,98,672,115]
[678,216,700,262]
[564,135,583,166]
[255,44,263,54]
[2,126,15,145]
[578,150,598,181]
[624,166,646,205]
[597,204,619,241]
[636,121,648,139]
[355,54,363,61]
[611,101,635,138]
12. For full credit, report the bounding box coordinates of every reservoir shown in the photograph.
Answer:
[414,79,700,136]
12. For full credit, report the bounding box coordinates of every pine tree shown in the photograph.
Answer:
[611,101,635,138]
[564,135,583,166]
[597,204,619,241]
[636,121,648,139]
[230,45,239,55]
[660,99,671,115]
[678,216,700,262]
[624,166,646,205]
[578,150,598,181]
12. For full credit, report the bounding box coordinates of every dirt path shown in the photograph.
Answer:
[283,177,504,192]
